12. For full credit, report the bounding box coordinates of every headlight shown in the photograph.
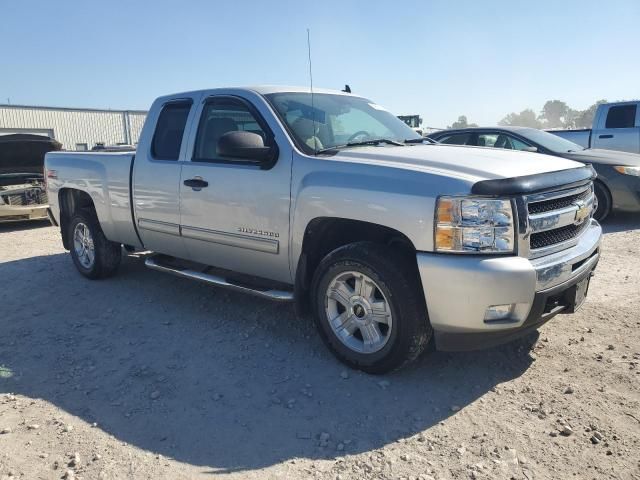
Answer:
[614,166,640,177]
[435,196,515,253]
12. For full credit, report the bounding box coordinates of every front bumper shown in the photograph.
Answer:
[417,219,602,351]
[0,204,49,222]
[609,174,640,212]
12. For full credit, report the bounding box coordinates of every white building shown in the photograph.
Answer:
[0,104,147,151]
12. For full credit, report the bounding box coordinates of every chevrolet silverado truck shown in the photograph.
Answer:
[45,86,602,373]
[550,101,640,154]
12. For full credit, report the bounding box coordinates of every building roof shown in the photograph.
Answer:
[0,104,147,114]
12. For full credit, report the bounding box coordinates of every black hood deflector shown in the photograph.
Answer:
[471,165,596,196]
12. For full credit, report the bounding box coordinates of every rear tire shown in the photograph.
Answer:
[68,211,121,279]
[311,242,431,374]
[593,181,611,222]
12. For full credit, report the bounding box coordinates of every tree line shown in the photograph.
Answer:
[448,99,609,130]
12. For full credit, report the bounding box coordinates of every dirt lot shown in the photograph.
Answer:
[1,216,639,480]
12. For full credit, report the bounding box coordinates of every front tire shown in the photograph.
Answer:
[311,242,431,374]
[68,212,121,279]
[593,181,612,222]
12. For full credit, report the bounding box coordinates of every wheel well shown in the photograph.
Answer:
[58,189,97,250]
[294,217,417,314]
[594,179,611,199]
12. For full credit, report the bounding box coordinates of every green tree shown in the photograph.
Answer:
[448,115,478,129]
[539,100,570,128]
[498,109,542,128]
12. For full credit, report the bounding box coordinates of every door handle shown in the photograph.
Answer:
[599,134,614,139]
[183,177,209,189]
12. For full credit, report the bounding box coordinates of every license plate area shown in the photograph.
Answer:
[564,274,591,313]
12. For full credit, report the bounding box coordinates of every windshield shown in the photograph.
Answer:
[265,92,422,153]
[520,128,585,153]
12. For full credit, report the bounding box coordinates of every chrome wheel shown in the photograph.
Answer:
[73,222,95,269]
[324,271,393,354]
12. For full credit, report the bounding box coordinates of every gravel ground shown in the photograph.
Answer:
[1,216,639,480]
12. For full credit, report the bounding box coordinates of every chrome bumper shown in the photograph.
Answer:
[0,204,49,222]
[417,219,602,335]
[531,219,601,290]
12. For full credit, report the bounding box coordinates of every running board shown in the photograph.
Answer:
[144,255,294,302]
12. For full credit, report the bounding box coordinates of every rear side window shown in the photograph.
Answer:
[439,133,472,145]
[605,105,637,129]
[151,101,192,160]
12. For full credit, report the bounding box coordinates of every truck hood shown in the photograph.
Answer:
[561,148,640,167]
[330,144,584,182]
[0,134,61,175]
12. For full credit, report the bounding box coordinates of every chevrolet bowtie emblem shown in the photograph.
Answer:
[573,200,591,224]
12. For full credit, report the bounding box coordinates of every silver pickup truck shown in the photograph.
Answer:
[45,86,602,373]
[550,101,640,154]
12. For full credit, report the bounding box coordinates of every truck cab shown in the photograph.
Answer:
[550,101,640,154]
[592,101,640,153]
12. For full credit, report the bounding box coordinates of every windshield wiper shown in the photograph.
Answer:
[315,138,404,155]
[346,138,404,147]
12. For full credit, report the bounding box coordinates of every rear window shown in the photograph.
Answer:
[605,105,637,129]
[151,101,192,160]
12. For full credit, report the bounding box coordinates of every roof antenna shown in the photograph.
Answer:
[306,28,318,155]
[342,85,351,93]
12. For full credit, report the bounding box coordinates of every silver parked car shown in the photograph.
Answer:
[428,126,640,221]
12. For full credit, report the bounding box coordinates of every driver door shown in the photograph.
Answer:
[178,95,293,284]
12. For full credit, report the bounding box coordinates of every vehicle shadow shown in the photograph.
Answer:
[601,212,640,234]
[0,219,51,232]
[0,252,536,474]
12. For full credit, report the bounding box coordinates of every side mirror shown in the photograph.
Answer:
[217,131,274,162]
[524,146,538,152]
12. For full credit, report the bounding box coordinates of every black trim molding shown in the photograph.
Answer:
[471,165,596,196]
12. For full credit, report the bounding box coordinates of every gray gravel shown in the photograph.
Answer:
[1,215,639,479]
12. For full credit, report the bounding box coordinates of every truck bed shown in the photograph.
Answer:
[547,129,591,149]
[45,151,139,247]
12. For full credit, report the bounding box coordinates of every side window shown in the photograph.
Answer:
[509,136,532,151]
[605,105,637,129]
[477,133,499,147]
[152,101,192,160]
[439,133,472,145]
[194,98,269,162]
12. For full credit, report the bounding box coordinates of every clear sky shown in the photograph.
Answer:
[2,0,638,127]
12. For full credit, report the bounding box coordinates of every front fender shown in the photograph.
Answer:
[290,167,472,276]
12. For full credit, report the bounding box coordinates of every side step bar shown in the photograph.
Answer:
[144,255,294,302]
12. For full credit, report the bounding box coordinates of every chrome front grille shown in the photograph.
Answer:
[521,183,595,258]
[527,188,590,215]
[530,222,590,249]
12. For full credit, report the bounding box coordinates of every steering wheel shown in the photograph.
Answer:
[347,130,371,143]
